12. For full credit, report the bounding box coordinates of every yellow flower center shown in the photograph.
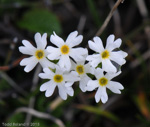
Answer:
[76,65,84,75]
[35,50,45,60]
[101,50,109,59]
[99,77,108,86]
[53,74,63,83]
[60,45,70,55]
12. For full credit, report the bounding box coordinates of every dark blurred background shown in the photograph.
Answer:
[0,0,150,127]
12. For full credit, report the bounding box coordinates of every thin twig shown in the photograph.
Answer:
[107,0,122,36]
[136,0,150,72]
[77,15,86,35]
[0,56,25,71]
[25,64,42,127]
[130,50,150,68]
[96,0,125,36]
[13,107,65,127]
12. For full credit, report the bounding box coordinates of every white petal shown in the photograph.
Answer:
[47,46,60,60]
[86,80,99,91]
[41,33,47,49]
[22,57,38,72]
[22,40,36,50]
[105,71,121,80]
[40,83,49,92]
[106,34,115,48]
[86,54,101,68]
[84,63,94,74]
[109,81,124,90]
[64,55,71,71]
[58,55,65,69]
[40,81,49,91]
[64,71,80,82]
[106,81,124,94]
[70,59,76,70]
[47,46,59,53]
[65,82,74,87]
[93,37,104,52]
[58,85,67,100]
[34,33,43,49]
[24,63,38,72]
[50,32,64,47]
[39,69,54,79]
[106,35,122,51]
[120,50,128,57]
[95,87,101,103]
[66,31,83,47]
[95,86,108,103]
[20,56,35,66]
[39,73,49,79]
[47,53,61,60]
[55,65,64,74]
[110,51,127,65]
[79,76,91,92]
[70,48,88,62]
[88,40,100,53]
[76,59,85,65]
[40,58,55,69]
[45,81,56,97]
[65,86,74,96]
[19,46,35,55]
[113,38,122,48]
[20,56,38,72]
[102,59,117,73]
[86,54,100,61]
[43,68,54,75]
[94,68,104,79]
[46,46,60,54]
[58,55,71,71]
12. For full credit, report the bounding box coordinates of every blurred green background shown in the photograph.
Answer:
[0,0,150,127]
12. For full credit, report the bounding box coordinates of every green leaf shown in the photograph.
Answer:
[17,9,62,35]
[76,104,120,123]
[87,0,102,27]
[7,113,25,127]
[0,79,11,91]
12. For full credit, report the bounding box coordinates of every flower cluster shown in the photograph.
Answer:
[19,31,127,103]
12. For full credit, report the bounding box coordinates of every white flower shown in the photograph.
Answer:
[19,33,55,72]
[86,68,124,103]
[86,35,128,73]
[71,59,94,92]
[47,31,88,71]
[39,66,80,100]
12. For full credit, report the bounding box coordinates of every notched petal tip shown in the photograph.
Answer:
[43,33,47,37]
[93,36,100,41]
[101,97,108,104]
[52,31,58,37]
[71,30,78,35]
[45,93,50,97]
[123,52,128,57]
[35,32,41,39]
[24,67,30,73]
[38,73,43,78]
[108,34,115,39]
[18,46,24,52]
[22,40,29,45]
[107,34,115,43]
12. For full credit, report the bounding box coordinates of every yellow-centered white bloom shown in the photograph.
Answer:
[71,59,94,92]
[39,66,80,100]
[47,31,88,71]
[86,35,128,73]
[19,33,54,72]
[86,68,124,103]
